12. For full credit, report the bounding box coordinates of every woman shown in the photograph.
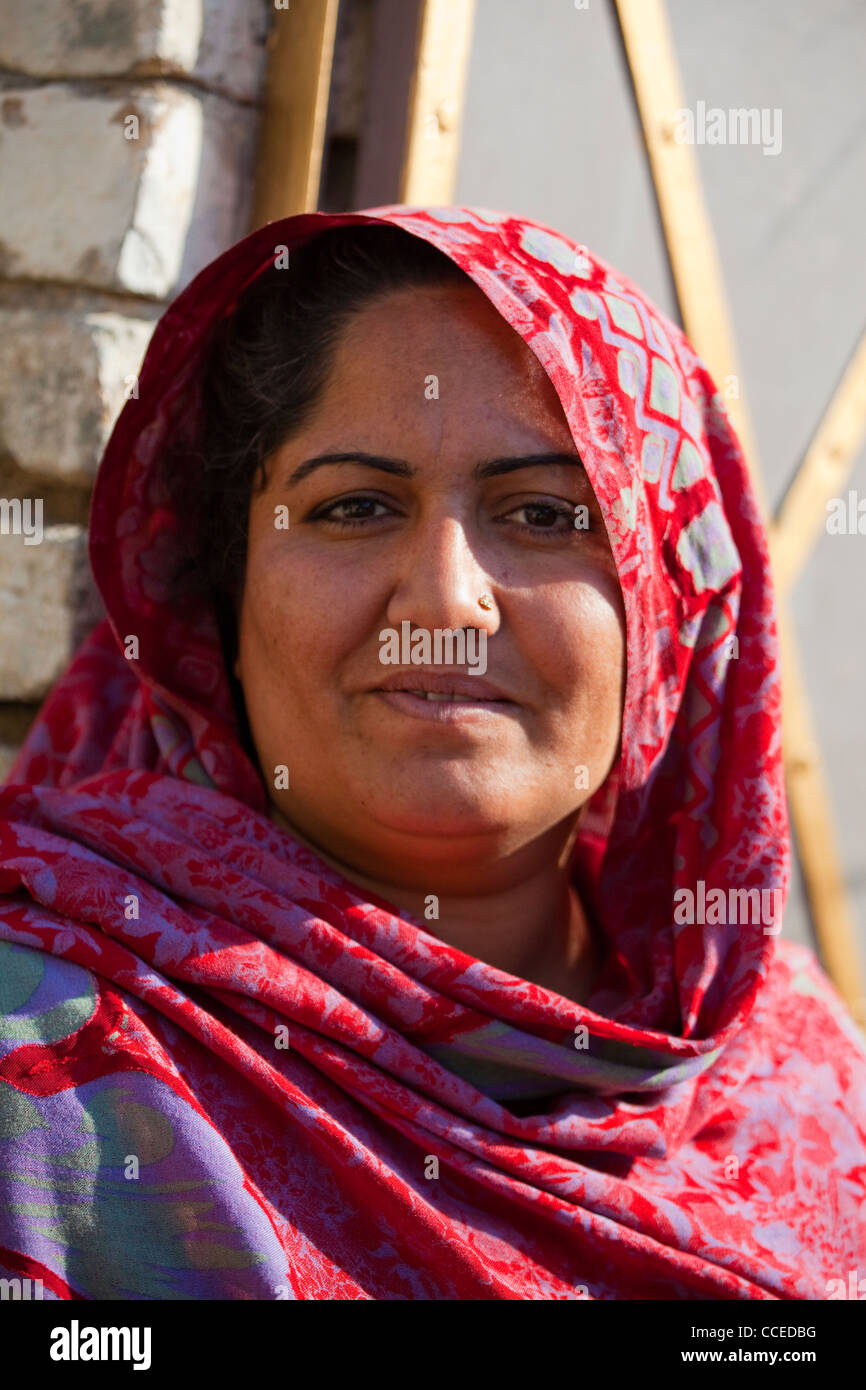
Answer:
[0,205,863,1301]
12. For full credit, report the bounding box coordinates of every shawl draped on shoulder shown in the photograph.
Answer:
[1,205,864,1301]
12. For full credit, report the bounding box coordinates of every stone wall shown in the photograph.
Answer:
[0,0,270,777]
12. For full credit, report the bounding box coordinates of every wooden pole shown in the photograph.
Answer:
[250,0,340,227]
[771,329,866,596]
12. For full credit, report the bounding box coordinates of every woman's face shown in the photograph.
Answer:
[235,280,627,889]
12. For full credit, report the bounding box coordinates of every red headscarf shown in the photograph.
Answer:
[1,206,864,1301]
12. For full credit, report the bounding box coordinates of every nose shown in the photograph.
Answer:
[384,513,500,639]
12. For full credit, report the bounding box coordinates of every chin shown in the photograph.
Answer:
[361,785,513,841]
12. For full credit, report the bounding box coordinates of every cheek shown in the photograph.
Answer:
[237,538,361,693]
[527,581,626,710]
[530,581,625,683]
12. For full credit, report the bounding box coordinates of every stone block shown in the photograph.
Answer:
[0,0,269,104]
[0,301,155,482]
[0,82,259,297]
[0,523,103,701]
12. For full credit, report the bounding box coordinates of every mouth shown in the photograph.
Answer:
[390,689,499,703]
[368,675,520,724]
[372,672,512,700]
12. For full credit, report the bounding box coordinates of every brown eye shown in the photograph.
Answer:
[502,502,588,537]
[309,495,394,527]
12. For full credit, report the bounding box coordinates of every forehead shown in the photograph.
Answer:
[321,281,575,446]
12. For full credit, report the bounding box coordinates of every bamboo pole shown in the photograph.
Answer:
[614,0,866,1028]
[771,329,866,597]
[250,0,340,227]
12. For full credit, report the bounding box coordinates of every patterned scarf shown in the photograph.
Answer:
[1,206,864,1300]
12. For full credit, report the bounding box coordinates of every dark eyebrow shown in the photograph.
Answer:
[474,452,587,481]
[286,450,587,486]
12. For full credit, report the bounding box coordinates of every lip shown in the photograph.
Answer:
[372,672,512,701]
[368,671,520,724]
[372,689,520,723]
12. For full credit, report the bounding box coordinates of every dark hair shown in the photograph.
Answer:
[172,225,469,656]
